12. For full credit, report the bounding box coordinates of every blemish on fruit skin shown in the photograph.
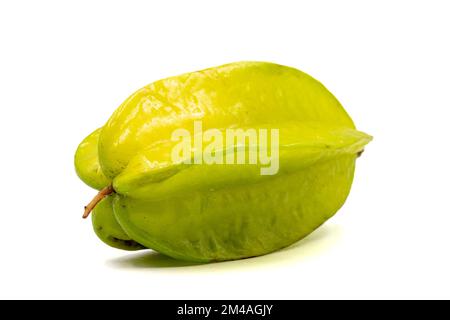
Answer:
[110,237,141,248]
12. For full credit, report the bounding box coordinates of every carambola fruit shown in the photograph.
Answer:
[75,61,372,262]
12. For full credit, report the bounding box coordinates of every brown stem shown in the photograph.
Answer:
[83,185,114,219]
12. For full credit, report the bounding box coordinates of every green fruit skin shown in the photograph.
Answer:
[74,61,372,261]
[91,196,145,251]
[98,61,355,179]
[75,129,144,250]
[113,124,371,201]
[113,154,356,262]
[74,128,111,190]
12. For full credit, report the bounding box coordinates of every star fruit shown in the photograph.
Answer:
[75,61,372,262]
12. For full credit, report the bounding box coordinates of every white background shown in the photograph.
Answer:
[0,0,449,299]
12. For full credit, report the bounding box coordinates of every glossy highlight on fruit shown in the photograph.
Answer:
[75,61,372,262]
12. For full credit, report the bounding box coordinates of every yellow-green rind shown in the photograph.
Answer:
[113,124,371,201]
[113,154,357,262]
[99,61,356,179]
[75,128,111,190]
[91,196,145,251]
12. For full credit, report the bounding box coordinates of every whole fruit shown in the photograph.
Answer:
[75,61,371,262]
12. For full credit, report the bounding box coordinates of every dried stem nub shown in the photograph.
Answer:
[82,185,114,219]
